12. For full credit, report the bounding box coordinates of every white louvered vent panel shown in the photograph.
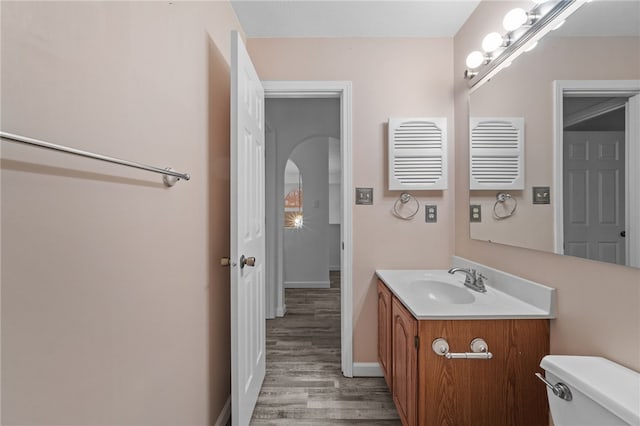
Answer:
[388,118,447,190]
[470,118,524,190]
[394,157,443,185]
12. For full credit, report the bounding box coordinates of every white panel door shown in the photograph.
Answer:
[564,131,625,265]
[230,31,266,426]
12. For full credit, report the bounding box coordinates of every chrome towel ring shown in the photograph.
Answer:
[493,192,518,220]
[393,192,420,220]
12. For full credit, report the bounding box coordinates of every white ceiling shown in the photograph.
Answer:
[230,1,481,38]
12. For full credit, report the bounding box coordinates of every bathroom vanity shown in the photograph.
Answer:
[376,266,556,426]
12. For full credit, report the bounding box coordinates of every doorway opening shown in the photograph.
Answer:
[263,81,354,377]
[553,80,640,267]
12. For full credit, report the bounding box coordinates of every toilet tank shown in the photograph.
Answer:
[540,356,640,426]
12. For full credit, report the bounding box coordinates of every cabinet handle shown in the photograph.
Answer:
[431,337,493,360]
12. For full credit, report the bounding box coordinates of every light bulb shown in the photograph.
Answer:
[482,32,505,53]
[466,51,485,69]
[552,20,565,31]
[503,8,528,32]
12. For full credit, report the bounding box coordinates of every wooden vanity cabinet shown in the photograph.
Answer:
[377,280,393,389]
[377,279,550,426]
[392,296,418,426]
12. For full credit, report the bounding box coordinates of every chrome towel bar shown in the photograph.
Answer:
[432,337,494,360]
[0,131,190,187]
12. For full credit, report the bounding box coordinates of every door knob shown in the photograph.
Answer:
[220,257,231,267]
[621,231,626,237]
[240,255,256,269]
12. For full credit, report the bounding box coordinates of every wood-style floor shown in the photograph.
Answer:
[249,272,401,425]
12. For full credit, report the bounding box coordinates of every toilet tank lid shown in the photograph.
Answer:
[541,356,640,426]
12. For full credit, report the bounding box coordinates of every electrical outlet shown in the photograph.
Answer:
[470,205,482,222]
[425,205,437,223]
[355,187,373,205]
[532,186,551,204]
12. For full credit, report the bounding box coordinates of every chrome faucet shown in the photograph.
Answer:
[448,267,487,293]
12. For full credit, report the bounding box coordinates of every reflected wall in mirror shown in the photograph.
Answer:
[468,0,640,268]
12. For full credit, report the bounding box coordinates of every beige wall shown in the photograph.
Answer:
[4,3,639,424]
[1,1,242,424]
[455,1,640,371]
[469,35,640,252]
[247,38,455,362]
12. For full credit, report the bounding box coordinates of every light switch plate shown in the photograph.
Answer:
[470,205,482,222]
[355,187,373,205]
[425,205,437,223]
[532,186,551,204]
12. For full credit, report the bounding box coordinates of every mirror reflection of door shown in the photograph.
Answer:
[562,97,629,265]
[284,159,303,229]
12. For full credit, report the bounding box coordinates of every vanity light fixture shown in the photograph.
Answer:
[466,50,487,69]
[464,0,585,86]
[525,41,539,52]
[482,32,509,53]
[503,8,536,32]
[464,69,478,79]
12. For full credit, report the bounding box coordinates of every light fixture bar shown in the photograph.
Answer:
[467,0,580,88]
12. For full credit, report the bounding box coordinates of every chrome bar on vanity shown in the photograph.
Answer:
[0,131,191,186]
[432,337,494,360]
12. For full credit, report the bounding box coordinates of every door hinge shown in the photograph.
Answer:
[414,336,420,350]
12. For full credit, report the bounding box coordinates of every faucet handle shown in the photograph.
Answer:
[477,272,487,284]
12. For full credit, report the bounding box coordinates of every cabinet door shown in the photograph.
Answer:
[377,280,393,390]
[392,297,417,426]
[418,320,549,426]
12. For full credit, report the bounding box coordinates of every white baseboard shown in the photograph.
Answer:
[276,304,286,317]
[329,265,341,271]
[214,396,230,426]
[284,281,330,289]
[352,362,383,377]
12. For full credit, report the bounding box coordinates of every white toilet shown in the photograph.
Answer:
[539,355,640,426]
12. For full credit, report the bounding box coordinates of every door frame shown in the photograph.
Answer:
[262,80,354,377]
[553,80,640,267]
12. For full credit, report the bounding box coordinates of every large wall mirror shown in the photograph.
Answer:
[468,0,640,268]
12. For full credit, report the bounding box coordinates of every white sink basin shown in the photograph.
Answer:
[375,268,556,319]
[409,280,475,304]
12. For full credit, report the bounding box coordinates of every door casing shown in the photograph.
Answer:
[262,80,354,377]
[553,80,640,267]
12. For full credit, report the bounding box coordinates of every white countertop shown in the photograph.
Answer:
[376,269,556,320]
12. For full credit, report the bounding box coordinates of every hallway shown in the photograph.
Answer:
[249,272,400,425]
